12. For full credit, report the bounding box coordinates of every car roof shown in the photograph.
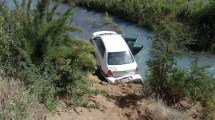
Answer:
[92,31,117,37]
[100,34,129,52]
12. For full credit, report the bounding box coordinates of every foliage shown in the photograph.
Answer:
[0,0,96,110]
[190,1,215,52]
[186,58,215,119]
[185,58,215,100]
[145,20,215,118]
[145,21,193,104]
[65,0,214,52]
[203,97,215,119]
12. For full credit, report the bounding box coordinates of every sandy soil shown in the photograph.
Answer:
[47,74,202,120]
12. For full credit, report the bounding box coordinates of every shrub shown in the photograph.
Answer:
[0,0,96,110]
[185,58,215,101]
[145,20,215,118]
[145,21,193,104]
[186,58,215,119]
[190,1,215,52]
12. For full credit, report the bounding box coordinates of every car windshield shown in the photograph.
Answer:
[108,51,134,65]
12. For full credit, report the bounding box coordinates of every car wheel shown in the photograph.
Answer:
[96,66,107,81]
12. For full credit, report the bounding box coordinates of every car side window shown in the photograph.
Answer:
[95,37,105,57]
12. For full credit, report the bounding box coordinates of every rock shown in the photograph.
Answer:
[100,81,108,85]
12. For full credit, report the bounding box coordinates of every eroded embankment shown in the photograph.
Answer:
[48,74,202,120]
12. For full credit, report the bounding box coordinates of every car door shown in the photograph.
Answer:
[92,37,106,71]
[122,33,143,55]
[91,37,100,62]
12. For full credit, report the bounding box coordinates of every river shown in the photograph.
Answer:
[4,0,215,79]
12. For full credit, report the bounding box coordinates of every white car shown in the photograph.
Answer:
[90,31,143,84]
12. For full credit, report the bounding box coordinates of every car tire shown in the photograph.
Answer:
[96,66,107,82]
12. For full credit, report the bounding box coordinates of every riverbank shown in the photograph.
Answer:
[66,0,215,53]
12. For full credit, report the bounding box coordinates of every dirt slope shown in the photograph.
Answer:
[47,74,202,120]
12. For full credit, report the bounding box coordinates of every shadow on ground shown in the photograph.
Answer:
[94,68,106,81]
[108,94,143,108]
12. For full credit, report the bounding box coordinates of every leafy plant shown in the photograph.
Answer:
[145,20,215,118]
[145,21,193,104]
[0,0,96,110]
[190,1,215,52]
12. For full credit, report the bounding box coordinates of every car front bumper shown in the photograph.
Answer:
[106,74,143,84]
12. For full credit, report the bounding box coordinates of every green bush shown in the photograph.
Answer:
[145,20,215,118]
[73,0,192,28]
[145,21,193,103]
[185,59,215,119]
[185,58,215,100]
[0,0,96,110]
[190,1,215,52]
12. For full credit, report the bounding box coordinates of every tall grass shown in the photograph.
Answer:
[0,76,45,120]
[66,0,215,53]
[140,100,189,120]
[72,0,205,28]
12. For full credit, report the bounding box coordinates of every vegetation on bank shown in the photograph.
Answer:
[61,0,215,118]
[65,0,215,53]
[145,21,215,118]
[0,0,97,114]
[1,0,215,119]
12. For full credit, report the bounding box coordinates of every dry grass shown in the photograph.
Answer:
[102,12,123,33]
[139,100,191,120]
[103,12,112,24]
[0,76,46,120]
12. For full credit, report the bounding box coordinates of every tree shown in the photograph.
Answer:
[145,20,193,104]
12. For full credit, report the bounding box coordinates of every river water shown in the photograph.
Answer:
[4,0,215,79]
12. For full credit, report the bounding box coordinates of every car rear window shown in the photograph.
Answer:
[108,51,134,65]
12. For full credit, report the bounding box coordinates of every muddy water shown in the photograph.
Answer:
[5,1,215,79]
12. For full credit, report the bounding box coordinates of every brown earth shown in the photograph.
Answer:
[47,74,203,120]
